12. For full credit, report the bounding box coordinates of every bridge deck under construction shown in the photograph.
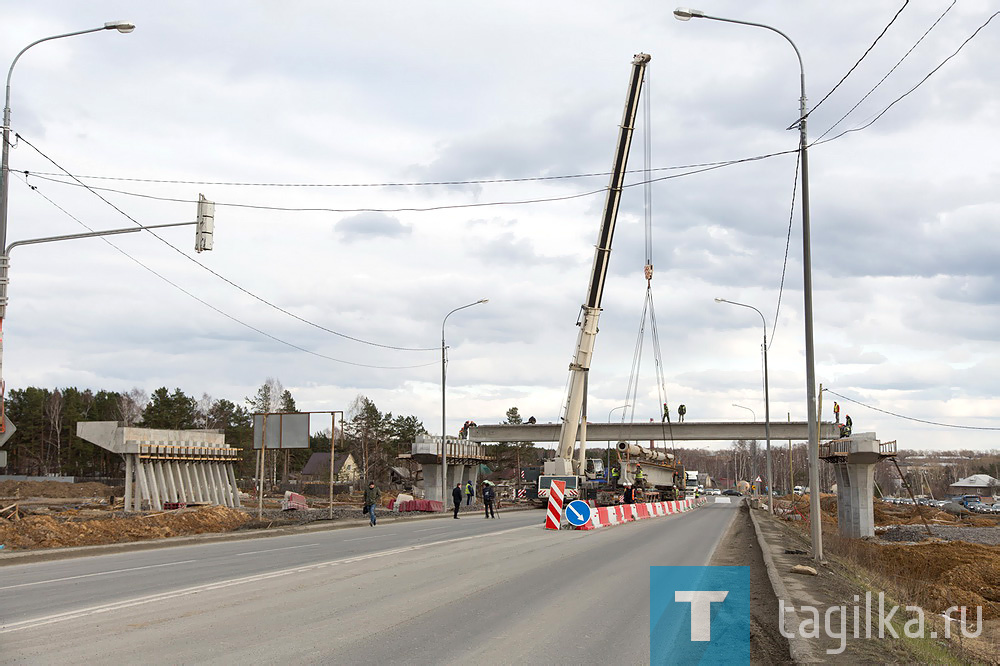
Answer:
[467,420,840,443]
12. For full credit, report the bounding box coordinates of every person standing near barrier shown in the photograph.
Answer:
[482,482,496,519]
[364,481,381,527]
[623,484,635,504]
[610,463,620,488]
[452,483,464,519]
[465,480,474,505]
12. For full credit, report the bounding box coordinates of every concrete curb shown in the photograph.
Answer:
[747,504,816,664]
[0,504,539,566]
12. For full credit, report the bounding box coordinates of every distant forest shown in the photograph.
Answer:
[1,378,429,483]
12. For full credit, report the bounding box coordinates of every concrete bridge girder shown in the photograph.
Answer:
[467,421,840,443]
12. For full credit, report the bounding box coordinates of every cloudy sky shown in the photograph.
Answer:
[2,1,997,452]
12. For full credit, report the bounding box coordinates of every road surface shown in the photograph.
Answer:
[0,502,738,664]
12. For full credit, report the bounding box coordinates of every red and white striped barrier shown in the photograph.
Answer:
[544,479,566,530]
[572,497,702,530]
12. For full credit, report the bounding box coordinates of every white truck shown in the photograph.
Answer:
[684,470,699,498]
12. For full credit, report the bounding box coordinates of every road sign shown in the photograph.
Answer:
[565,499,593,527]
[754,476,763,483]
[0,417,16,448]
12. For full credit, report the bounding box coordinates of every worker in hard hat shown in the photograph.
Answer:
[623,483,635,505]
[678,404,686,423]
[610,463,620,488]
[635,464,646,489]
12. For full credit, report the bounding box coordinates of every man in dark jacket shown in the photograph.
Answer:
[482,482,496,519]
[623,484,635,504]
[452,483,464,518]
[364,481,381,527]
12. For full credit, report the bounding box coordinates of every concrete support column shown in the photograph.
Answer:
[446,464,463,492]
[226,464,241,507]
[832,461,876,538]
[124,454,134,510]
[421,463,442,504]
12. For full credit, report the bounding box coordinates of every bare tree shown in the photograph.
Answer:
[117,387,147,426]
[45,389,64,473]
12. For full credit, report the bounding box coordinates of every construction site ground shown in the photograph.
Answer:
[755,494,1000,663]
[0,481,532,558]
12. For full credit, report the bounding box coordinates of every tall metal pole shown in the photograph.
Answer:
[440,299,487,505]
[675,7,822,560]
[0,22,135,436]
[716,298,774,514]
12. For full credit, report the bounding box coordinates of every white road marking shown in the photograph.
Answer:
[0,526,533,634]
[344,533,395,541]
[413,527,448,533]
[0,560,198,592]
[236,544,318,556]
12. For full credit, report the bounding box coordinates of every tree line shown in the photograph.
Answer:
[1,378,432,484]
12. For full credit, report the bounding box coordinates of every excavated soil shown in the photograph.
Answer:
[0,505,249,550]
[0,481,117,499]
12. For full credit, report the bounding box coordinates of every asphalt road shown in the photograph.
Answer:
[0,502,738,664]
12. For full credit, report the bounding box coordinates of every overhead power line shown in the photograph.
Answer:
[816,1,957,143]
[16,174,438,370]
[15,134,439,353]
[813,9,999,146]
[804,1,911,122]
[825,389,1000,431]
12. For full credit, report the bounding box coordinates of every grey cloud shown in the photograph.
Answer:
[335,213,412,243]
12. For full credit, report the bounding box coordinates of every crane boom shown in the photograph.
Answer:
[549,53,651,477]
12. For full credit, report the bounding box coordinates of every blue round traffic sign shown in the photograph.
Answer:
[565,499,593,527]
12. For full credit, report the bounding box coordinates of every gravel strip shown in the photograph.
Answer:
[876,524,1000,546]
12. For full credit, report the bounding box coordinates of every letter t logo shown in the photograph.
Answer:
[675,590,729,641]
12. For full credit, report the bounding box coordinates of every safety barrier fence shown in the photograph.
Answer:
[574,498,703,530]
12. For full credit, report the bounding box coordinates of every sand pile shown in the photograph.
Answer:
[0,505,248,551]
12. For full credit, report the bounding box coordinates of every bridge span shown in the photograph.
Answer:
[467,420,840,443]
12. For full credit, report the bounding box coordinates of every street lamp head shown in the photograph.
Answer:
[104,21,136,33]
[673,7,706,21]
[714,297,725,303]
[477,298,489,304]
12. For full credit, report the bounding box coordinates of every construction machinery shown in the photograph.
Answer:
[538,53,687,505]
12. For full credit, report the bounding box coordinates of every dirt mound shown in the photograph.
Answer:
[853,540,1000,619]
[0,481,116,499]
[0,505,249,550]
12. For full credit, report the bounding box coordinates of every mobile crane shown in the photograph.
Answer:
[537,53,684,505]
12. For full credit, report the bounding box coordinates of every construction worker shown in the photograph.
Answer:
[833,401,841,424]
[610,463,620,488]
[482,481,496,519]
[623,484,635,504]
[465,480,474,505]
[635,464,646,489]
[527,416,537,424]
[840,414,853,438]
[662,402,669,422]
[678,404,686,423]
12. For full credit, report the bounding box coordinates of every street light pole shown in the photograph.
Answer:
[716,297,773,514]
[607,403,629,479]
[441,299,487,504]
[731,403,756,422]
[675,7,822,561]
[0,21,135,436]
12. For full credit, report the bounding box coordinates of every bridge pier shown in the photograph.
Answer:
[820,433,896,538]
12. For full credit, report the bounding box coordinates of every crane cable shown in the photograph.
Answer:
[621,67,676,459]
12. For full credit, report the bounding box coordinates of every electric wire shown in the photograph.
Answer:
[15,134,439,353]
[812,9,999,147]
[815,1,957,143]
[15,175,438,370]
[825,389,1000,431]
[803,1,911,122]
[767,150,800,353]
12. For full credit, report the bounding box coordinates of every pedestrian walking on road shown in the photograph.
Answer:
[364,481,381,527]
[482,482,496,519]
[465,480,475,505]
[452,483,464,519]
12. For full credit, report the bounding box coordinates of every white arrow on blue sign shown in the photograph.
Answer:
[564,499,593,527]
